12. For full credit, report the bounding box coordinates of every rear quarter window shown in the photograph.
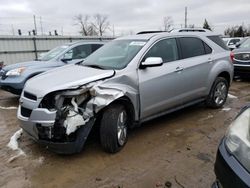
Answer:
[179,37,206,59]
[207,36,229,50]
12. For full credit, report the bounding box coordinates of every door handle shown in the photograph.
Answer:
[208,58,213,63]
[175,66,184,72]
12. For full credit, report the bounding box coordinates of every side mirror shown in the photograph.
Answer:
[61,58,72,63]
[140,57,163,69]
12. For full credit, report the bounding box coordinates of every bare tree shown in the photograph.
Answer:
[92,14,110,36]
[163,16,173,32]
[74,14,92,36]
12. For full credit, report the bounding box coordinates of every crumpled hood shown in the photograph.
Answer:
[24,64,115,98]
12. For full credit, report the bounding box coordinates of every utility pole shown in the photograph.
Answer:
[40,16,43,35]
[184,7,187,28]
[33,15,37,35]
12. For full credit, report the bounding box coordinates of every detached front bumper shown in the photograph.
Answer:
[17,105,95,154]
[213,138,250,188]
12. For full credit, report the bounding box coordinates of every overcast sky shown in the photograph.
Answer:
[0,0,250,36]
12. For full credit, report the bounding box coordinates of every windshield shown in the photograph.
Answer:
[83,39,147,70]
[239,38,250,49]
[39,45,69,61]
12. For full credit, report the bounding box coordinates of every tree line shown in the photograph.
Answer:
[74,14,110,36]
[74,14,250,37]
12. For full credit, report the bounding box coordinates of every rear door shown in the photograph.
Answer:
[139,38,186,119]
[176,37,213,103]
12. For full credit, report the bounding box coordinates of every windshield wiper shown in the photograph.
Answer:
[84,64,105,70]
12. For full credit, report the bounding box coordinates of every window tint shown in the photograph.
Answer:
[207,36,229,50]
[91,44,103,52]
[71,45,92,59]
[203,42,212,54]
[143,38,178,63]
[179,37,206,58]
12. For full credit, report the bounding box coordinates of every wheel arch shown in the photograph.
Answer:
[96,96,137,129]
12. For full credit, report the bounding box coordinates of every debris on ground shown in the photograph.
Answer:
[174,176,185,188]
[196,152,212,163]
[165,181,172,188]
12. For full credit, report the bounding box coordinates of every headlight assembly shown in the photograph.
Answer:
[6,67,26,76]
[225,106,250,171]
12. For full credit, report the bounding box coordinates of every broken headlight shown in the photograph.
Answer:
[225,106,250,171]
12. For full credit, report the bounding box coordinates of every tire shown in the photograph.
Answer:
[206,77,229,108]
[100,103,128,153]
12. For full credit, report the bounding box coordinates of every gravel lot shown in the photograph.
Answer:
[0,79,249,188]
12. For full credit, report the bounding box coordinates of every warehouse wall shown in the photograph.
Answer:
[0,36,113,65]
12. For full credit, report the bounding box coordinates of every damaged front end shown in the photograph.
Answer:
[18,82,125,154]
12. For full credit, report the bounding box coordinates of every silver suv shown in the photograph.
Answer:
[18,32,234,154]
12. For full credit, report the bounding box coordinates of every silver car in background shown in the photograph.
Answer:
[18,32,233,154]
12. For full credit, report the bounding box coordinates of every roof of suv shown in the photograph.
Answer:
[118,31,220,41]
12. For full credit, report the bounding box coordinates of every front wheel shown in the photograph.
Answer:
[100,104,128,153]
[206,77,229,108]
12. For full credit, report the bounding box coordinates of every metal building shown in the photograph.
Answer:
[0,36,113,65]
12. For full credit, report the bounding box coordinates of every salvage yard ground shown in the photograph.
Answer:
[0,80,249,188]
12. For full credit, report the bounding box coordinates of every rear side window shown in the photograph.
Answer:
[204,42,212,54]
[143,38,179,63]
[207,36,229,50]
[91,44,103,52]
[179,37,206,59]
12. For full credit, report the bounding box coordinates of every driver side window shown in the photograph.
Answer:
[143,38,179,63]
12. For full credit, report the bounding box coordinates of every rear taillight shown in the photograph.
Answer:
[230,51,234,62]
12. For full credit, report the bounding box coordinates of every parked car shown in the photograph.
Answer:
[212,104,250,188]
[222,37,243,50]
[18,32,233,154]
[231,37,250,78]
[0,41,105,95]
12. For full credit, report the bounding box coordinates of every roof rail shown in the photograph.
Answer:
[136,31,165,35]
[170,28,212,33]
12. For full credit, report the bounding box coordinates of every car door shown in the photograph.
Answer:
[138,38,187,119]
[176,37,213,104]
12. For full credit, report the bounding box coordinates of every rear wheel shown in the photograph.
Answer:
[100,104,128,153]
[206,77,229,108]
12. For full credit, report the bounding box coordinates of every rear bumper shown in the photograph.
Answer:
[18,105,95,154]
[214,138,250,188]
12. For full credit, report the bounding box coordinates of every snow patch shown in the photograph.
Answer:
[222,108,231,112]
[7,129,26,163]
[228,94,238,99]
[0,106,18,110]
[7,129,23,150]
